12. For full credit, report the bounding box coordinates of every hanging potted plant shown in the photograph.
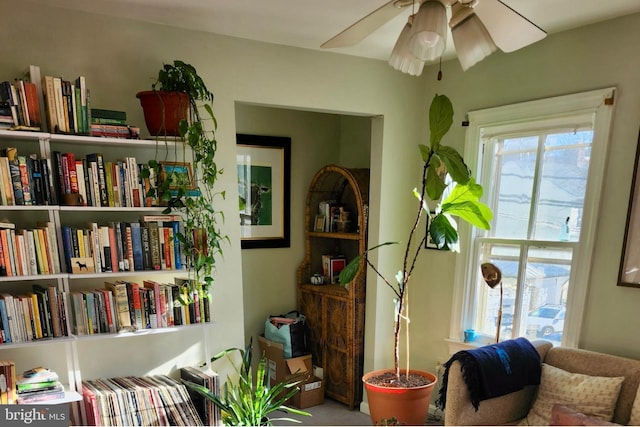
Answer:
[340,94,493,425]
[137,60,227,297]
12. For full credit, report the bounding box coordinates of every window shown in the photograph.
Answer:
[450,88,615,349]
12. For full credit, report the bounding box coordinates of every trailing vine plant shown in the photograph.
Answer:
[140,60,228,293]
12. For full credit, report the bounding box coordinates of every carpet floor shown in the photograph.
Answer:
[273,398,444,426]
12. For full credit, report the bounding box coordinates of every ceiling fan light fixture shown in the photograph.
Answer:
[451,8,497,71]
[408,0,447,61]
[389,21,425,76]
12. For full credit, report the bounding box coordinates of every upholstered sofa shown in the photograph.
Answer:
[443,340,640,425]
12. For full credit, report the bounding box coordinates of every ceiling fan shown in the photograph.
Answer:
[321,0,546,75]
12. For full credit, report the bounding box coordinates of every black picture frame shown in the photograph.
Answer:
[237,134,291,249]
[425,210,438,250]
[618,129,640,287]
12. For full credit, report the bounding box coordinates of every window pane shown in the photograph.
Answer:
[521,247,572,346]
[474,244,572,345]
[533,131,592,241]
[490,136,537,239]
[473,243,521,340]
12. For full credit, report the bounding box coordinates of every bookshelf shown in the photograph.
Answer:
[0,128,214,424]
[297,165,369,410]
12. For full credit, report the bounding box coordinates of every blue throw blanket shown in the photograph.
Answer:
[435,337,541,411]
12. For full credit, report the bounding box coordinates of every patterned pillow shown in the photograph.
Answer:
[629,386,640,425]
[550,404,620,426]
[522,363,624,425]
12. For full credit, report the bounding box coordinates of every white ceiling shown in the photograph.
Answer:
[25,0,640,62]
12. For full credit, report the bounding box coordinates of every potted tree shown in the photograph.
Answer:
[340,94,493,425]
[137,60,227,297]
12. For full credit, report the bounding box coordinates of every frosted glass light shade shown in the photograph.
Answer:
[389,21,425,76]
[408,0,447,61]
[451,13,497,71]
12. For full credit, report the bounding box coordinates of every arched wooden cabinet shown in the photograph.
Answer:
[297,165,369,409]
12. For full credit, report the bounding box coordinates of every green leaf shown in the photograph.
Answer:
[339,255,362,285]
[418,144,431,163]
[338,241,398,286]
[429,213,460,250]
[436,145,471,185]
[426,162,447,200]
[440,179,493,230]
[429,94,454,149]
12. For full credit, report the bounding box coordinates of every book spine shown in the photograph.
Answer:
[130,222,144,271]
[42,76,57,132]
[52,77,65,132]
[108,225,118,273]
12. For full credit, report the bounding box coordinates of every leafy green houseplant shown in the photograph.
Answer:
[184,340,311,426]
[137,60,227,292]
[340,94,492,425]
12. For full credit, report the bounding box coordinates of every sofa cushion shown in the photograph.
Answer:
[630,386,640,425]
[521,363,624,425]
[550,404,620,426]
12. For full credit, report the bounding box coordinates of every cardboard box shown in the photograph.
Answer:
[258,336,324,409]
[291,375,324,409]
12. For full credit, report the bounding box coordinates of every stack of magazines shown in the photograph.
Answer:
[16,367,65,404]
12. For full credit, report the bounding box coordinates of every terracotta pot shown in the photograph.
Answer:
[363,369,437,426]
[136,90,189,136]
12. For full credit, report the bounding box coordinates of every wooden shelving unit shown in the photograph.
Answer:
[297,165,369,410]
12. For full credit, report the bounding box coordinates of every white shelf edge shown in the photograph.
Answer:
[0,336,76,349]
[73,322,214,341]
[0,268,187,282]
[0,273,66,282]
[0,129,49,140]
[0,205,58,211]
[68,268,188,280]
[59,206,167,212]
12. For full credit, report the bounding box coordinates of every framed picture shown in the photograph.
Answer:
[160,161,195,190]
[618,130,640,287]
[314,215,326,232]
[237,134,291,249]
[425,211,438,250]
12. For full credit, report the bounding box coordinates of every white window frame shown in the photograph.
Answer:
[449,88,616,351]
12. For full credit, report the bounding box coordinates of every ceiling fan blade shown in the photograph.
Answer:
[321,1,410,49]
[473,0,546,53]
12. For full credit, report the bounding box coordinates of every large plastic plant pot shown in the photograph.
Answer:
[363,369,437,426]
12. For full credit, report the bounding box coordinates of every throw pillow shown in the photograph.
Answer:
[550,404,620,426]
[521,363,624,425]
[629,385,640,425]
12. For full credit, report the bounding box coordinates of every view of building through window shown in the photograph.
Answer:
[473,130,592,345]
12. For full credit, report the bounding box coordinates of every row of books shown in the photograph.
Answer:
[321,253,347,284]
[61,216,184,275]
[0,148,169,208]
[16,367,65,404]
[0,278,211,345]
[0,220,61,277]
[0,79,41,131]
[70,278,211,335]
[0,147,56,206]
[317,199,350,233]
[53,152,157,208]
[0,284,68,344]
[0,360,16,403]
[0,65,141,138]
[42,72,89,135]
[82,375,204,426]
